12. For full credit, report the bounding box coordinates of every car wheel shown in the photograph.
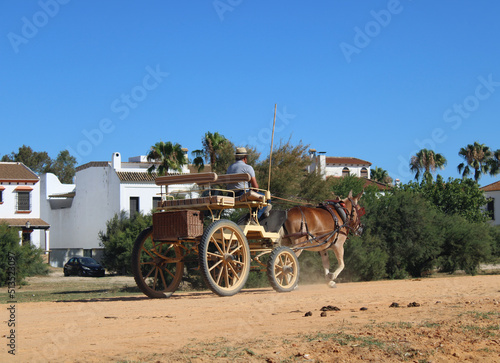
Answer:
[64,269,70,276]
[77,269,83,277]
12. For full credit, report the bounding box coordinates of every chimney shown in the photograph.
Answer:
[112,152,121,170]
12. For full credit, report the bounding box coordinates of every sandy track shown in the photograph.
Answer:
[3,275,500,362]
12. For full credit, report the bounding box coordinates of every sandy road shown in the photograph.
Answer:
[2,274,500,362]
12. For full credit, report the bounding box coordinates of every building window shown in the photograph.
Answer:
[130,197,140,215]
[487,198,495,221]
[152,196,161,209]
[0,189,3,203]
[342,167,350,177]
[17,191,31,211]
[361,167,368,178]
[22,230,31,245]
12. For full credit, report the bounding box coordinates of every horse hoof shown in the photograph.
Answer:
[328,281,336,288]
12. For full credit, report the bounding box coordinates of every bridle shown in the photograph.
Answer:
[346,197,365,237]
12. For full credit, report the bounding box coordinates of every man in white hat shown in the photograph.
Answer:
[227,147,271,222]
[226,147,258,194]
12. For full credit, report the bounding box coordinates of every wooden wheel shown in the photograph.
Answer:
[267,246,299,292]
[132,227,184,298]
[199,220,250,296]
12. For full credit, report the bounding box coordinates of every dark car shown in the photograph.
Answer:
[63,257,105,277]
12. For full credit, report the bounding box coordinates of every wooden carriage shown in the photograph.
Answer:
[131,172,299,298]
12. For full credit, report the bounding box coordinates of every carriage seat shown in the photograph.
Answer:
[235,190,267,203]
[159,195,235,209]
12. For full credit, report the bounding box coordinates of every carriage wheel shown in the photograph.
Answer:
[267,246,299,292]
[199,220,250,297]
[132,226,184,298]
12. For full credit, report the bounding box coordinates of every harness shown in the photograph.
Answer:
[283,199,365,251]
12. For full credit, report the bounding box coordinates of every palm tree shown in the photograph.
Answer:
[147,141,186,176]
[370,166,392,184]
[191,132,228,172]
[457,142,492,182]
[488,149,500,176]
[409,149,447,181]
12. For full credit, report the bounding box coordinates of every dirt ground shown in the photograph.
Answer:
[2,273,500,362]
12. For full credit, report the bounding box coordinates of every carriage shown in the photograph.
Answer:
[131,172,300,298]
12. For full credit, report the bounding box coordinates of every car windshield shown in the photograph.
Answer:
[79,257,99,266]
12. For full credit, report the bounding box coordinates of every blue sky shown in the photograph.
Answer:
[1,0,499,187]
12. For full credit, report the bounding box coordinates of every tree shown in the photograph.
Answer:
[2,145,52,174]
[1,145,77,183]
[191,132,229,173]
[457,142,492,182]
[50,150,77,183]
[409,149,447,181]
[402,176,489,223]
[255,139,316,204]
[365,190,443,278]
[438,214,492,275]
[370,166,392,184]
[147,141,186,176]
[330,174,366,198]
[99,211,152,275]
[488,149,500,176]
[0,223,48,286]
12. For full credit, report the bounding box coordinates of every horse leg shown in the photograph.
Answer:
[330,243,345,283]
[319,250,336,288]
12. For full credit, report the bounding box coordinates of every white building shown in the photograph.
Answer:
[480,180,500,226]
[41,151,196,267]
[0,162,50,250]
[307,149,371,179]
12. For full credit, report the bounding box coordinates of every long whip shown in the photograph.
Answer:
[267,104,277,192]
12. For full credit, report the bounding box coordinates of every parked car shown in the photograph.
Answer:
[63,257,105,277]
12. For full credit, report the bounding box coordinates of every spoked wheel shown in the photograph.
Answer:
[132,226,184,298]
[199,220,250,297]
[267,246,299,292]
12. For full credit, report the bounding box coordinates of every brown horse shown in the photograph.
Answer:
[282,191,365,287]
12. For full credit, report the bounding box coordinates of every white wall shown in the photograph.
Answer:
[1,179,43,248]
[484,190,500,226]
[120,183,162,215]
[41,167,121,251]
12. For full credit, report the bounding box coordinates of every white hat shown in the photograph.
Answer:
[235,147,248,156]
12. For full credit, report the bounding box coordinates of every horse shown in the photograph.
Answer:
[281,190,365,288]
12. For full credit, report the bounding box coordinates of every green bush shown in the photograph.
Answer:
[489,225,500,261]
[0,223,48,286]
[403,177,489,223]
[343,234,388,282]
[99,211,152,275]
[438,215,492,275]
[364,190,443,278]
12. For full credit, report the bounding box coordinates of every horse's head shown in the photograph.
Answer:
[345,190,365,236]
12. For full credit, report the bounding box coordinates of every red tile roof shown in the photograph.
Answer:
[75,162,110,172]
[0,162,39,181]
[0,218,50,229]
[325,157,372,166]
[480,180,500,192]
[116,171,157,182]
